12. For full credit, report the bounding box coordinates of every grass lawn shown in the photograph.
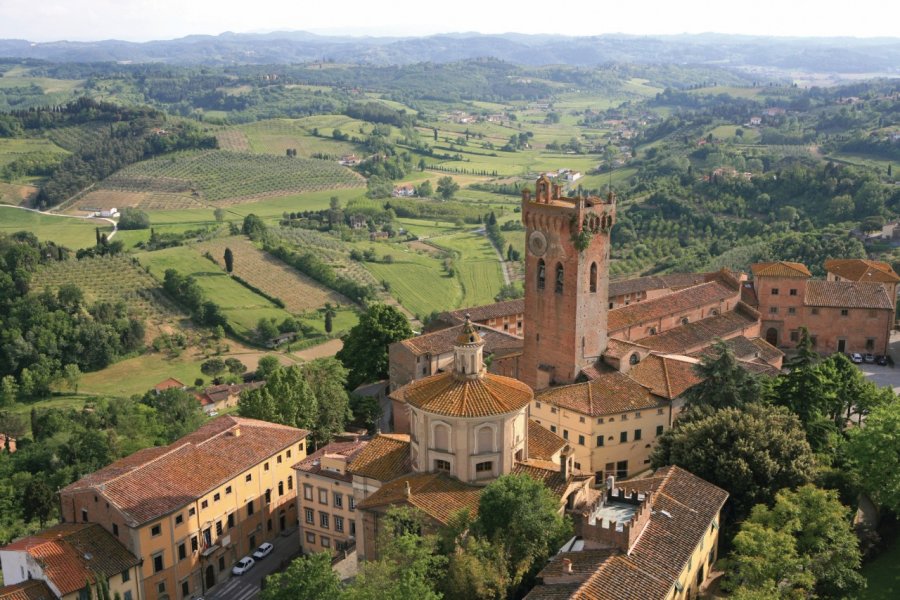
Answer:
[76,351,210,397]
[359,248,462,318]
[861,538,900,600]
[431,230,505,307]
[0,206,113,249]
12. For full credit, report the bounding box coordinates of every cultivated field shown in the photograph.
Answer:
[33,254,185,336]
[0,138,68,171]
[231,118,361,157]
[0,206,113,249]
[69,189,207,214]
[0,182,38,205]
[195,236,352,312]
[101,150,365,203]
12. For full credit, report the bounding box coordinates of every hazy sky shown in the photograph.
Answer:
[1,0,898,42]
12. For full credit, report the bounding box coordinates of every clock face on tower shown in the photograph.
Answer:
[528,230,548,256]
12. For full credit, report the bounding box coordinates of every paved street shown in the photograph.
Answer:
[859,331,900,393]
[205,532,300,600]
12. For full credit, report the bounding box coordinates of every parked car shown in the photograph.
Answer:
[864,353,876,363]
[850,353,864,364]
[252,542,274,560]
[876,355,889,366]
[232,556,255,576]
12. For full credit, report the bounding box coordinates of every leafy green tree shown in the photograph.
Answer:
[0,376,18,406]
[436,176,459,200]
[259,552,342,600]
[242,214,267,239]
[416,180,433,198]
[651,403,815,520]
[224,357,247,376]
[214,207,226,222]
[256,318,279,343]
[239,365,317,432]
[200,358,226,378]
[0,411,26,452]
[337,304,412,389]
[62,363,82,394]
[117,207,151,230]
[847,395,900,513]
[301,358,352,445]
[474,473,572,595]
[224,247,234,273]
[22,475,55,527]
[728,485,864,599]
[684,341,761,410]
[256,355,281,380]
[439,536,507,600]
[142,388,205,443]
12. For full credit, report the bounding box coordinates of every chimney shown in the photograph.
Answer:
[404,481,411,498]
[562,558,573,574]
[232,426,241,438]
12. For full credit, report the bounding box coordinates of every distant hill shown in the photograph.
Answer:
[0,32,899,73]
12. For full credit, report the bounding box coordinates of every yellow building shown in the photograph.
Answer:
[0,523,141,600]
[59,416,309,600]
[294,437,368,556]
[525,466,728,600]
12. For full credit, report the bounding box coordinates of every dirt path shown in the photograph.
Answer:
[291,338,344,361]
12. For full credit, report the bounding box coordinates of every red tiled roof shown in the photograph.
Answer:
[1,524,138,597]
[607,281,738,332]
[537,371,660,416]
[633,304,759,354]
[526,466,728,600]
[201,381,264,404]
[804,280,893,310]
[398,323,523,356]
[398,371,533,418]
[61,416,309,526]
[690,336,783,365]
[0,581,55,600]
[347,434,412,482]
[608,273,710,298]
[628,354,703,400]
[528,419,567,461]
[750,261,811,278]
[825,259,900,284]
[153,377,185,391]
[356,472,481,524]
[443,299,525,324]
[512,461,573,498]
[603,338,650,360]
[294,439,369,483]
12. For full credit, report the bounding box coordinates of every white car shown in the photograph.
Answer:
[252,542,274,560]
[232,556,255,575]
[850,353,864,364]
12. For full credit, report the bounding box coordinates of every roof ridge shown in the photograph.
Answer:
[661,357,674,399]
[98,442,193,489]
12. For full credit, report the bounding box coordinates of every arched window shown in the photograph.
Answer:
[433,423,450,451]
[710,309,719,316]
[537,259,546,290]
[476,425,494,454]
[629,353,640,366]
[555,263,564,293]
[681,317,689,325]
[589,262,598,293]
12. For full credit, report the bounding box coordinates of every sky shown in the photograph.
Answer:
[1,0,898,43]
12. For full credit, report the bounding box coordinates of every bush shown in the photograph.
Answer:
[117,207,151,230]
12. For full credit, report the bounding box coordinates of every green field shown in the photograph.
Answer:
[861,538,900,600]
[101,150,365,202]
[357,247,461,317]
[232,118,363,157]
[707,125,762,143]
[0,206,113,248]
[433,231,506,307]
[136,246,295,338]
[0,138,69,171]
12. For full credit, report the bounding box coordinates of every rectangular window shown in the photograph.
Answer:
[318,489,328,505]
[435,459,451,472]
[350,520,356,536]
[225,485,232,494]
[188,507,196,517]
[306,532,316,544]
[264,462,269,471]
[596,436,605,447]
[174,514,183,525]
[563,429,569,440]
[153,553,164,573]
[787,307,796,315]
[191,536,198,553]
[227,513,235,529]
[349,497,356,512]
[305,508,314,524]
[811,308,820,315]
[157,582,165,595]
[550,425,557,433]
[213,493,220,502]
[790,330,800,342]
[866,338,876,351]
[151,524,161,537]
[335,516,344,533]
[579,416,585,423]
[245,474,252,482]
[121,570,130,583]
[287,450,292,459]
[551,407,558,414]
[265,489,272,504]
[333,493,343,509]
[769,306,778,314]
[288,476,293,491]
[320,512,329,529]
[215,521,223,536]
[868,309,877,318]
[634,429,642,441]
[616,460,628,479]
[789,289,797,296]
[620,431,628,443]
[299,442,305,453]
[178,543,186,561]
[182,581,189,598]
[841,309,849,317]
[771,288,779,295]
[578,435,585,446]
[476,461,493,472]
[597,417,604,424]
[620,414,628,421]
[113,523,119,536]
[657,408,664,415]
[304,485,313,501]
[247,501,254,516]
[201,500,208,509]
[124,593,132,600]
[656,425,664,436]
[321,536,331,548]
[634,411,641,419]
[277,455,283,464]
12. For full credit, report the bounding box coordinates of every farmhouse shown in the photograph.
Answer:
[196,381,265,415]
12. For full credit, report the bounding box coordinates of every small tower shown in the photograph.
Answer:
[520,176,616,389]
[453,314,484,379]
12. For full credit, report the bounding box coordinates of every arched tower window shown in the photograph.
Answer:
[537,259,546,290]
[589,262,598,293]
[555,263,564,293]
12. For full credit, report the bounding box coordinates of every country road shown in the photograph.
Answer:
[1,203,119,240]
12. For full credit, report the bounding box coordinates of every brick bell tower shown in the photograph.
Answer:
[520,175,616,390]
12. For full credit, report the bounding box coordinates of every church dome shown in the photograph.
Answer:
[402,370,533,419]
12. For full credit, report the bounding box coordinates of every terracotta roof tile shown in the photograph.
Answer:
[825,259,900,284]
[528,419,567,461]
[294,439,369,483]
[153,377,185,391]
[399,371,533,418]
[61,416,308,526]
[1,524,139,597]
[537,371,660,416]
[512,462,571,498]
[527,466,728,600]
[804,280,893,310]
[690,336,782,365]
[603,338,650,360]
[750,261,811,278]
[628,354,703,400]
[399,323,523,356]
[633,304,759,354]
[608,273,710,298]
[347,434,412,482]
[356,472,481,524]
[608,281,738,332]
[0,581,55,600]
[443,299,525,324]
